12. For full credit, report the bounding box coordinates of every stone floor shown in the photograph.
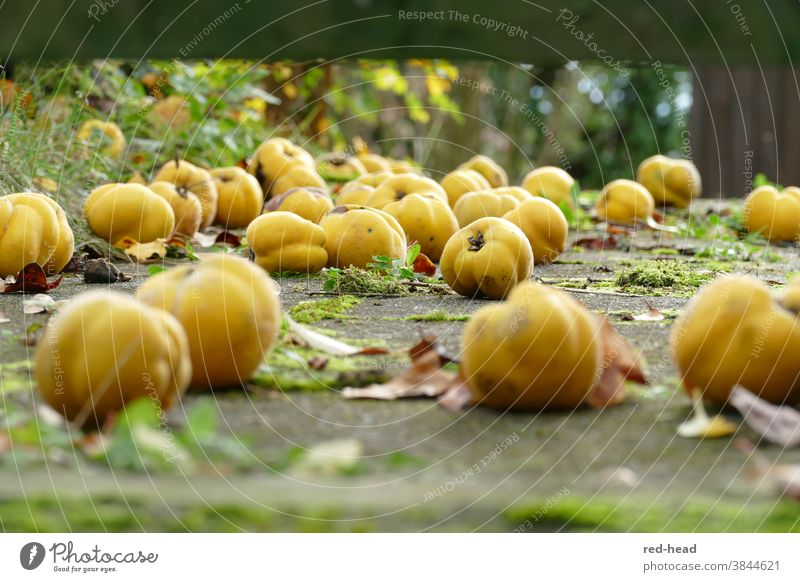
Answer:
[1,210,799,532]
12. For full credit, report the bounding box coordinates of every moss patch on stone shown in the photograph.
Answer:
[506,496,800,532]
[615,260,716,295]
[400,310,470,322]
[289,295,362,324]
[251,344,405,392]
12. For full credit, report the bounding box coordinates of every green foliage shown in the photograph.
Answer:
[323,243,434,294]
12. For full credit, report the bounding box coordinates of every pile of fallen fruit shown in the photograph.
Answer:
[2,129,800,479]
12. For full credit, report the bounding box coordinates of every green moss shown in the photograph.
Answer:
[0,360,35,393]
[289,295,362,324]
[615,260,715,295]
[506,496,800,532]
[401,310,469,322]
[251,344,405,392]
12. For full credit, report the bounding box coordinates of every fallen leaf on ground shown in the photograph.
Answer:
[573,235,618,250]
[307,355,329,370]
[288,439,363,476]
[632,307,664,322]
[343,337,460,400]
[1,263,64,294]
[412,252,436,276]
[588,315,648,407]
[115,237,167,263]
[286,316,386,356]
[192,229,241,248]
[735,438,800,501]
[23,294,60,314]
[729,387,800,447]
[593,467,640,489]
[215,230,242,247]
[677,388,737,439]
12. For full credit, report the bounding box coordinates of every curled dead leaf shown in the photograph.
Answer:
[1,263,64,294]
[412,252,436,276]
[343,337,460,400]
[588,314,647,408]
[115,237,167,263]
[729,387,800,448]
[735,438,800,501]
[573,235,618,250]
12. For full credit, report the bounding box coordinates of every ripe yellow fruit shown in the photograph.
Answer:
[636,155,701,208]
[503,197,568,264]
[365,173,448,208]
[383,194,459,261]
[35,291,191,426]
[317,154,367,180]
[263,187,334,224]
[594,179,655,225]
[521,166,575,207]
[462,282,601,409]
[270,164,327,197]
[149,181,203,237]
[336,183,375,206]
[247,211,327,273]
[85,183,175,244]
[458,155,508,188]
[452,189,520,227]
[76,119,126,158]
[743,185,800,242]
[247,137,315,194]
[440,169,491,207]
[671,275,800,405]
[337,171,393,205]
[319,205,407,269]
[440,217,533,299]
[493,186,532,203]
[137,254,282,389]
[154,159,218,228]
[210,167,263,229]
[151,95,190,129]
[387,158,420,174]
[357,152,392,173]
[0,193,75,277]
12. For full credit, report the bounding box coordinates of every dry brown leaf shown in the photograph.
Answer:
[735,438,800,501]
[729,387,800,447]
[573,235,618,250]
[1,263,64,294]
[307,355,329,370]
[116,237,167,263]
[342,337,459,400]
[412,252,436,276]
[588,314,647,408]
[632,307,664,322]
